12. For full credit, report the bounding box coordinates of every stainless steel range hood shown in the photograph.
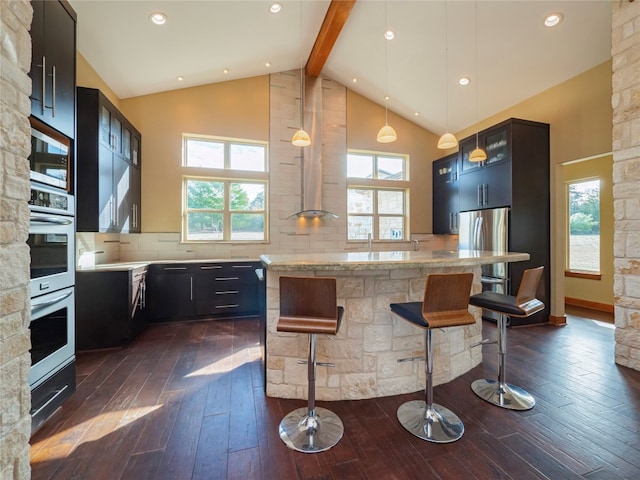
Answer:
[288,75,338,219]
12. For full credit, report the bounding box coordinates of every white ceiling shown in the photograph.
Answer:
[69,0,612,136]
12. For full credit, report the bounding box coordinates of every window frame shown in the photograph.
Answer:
[565,177,601,277]
[346,150,410,242]
[181,134,269,243]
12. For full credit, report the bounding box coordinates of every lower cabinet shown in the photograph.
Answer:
[76,266,148,349]
[147,261,261,322]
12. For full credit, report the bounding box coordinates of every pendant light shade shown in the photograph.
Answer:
[377,124,397,143]
[292,128,311,147]
[469,146,487,162]
[437,132,458,149]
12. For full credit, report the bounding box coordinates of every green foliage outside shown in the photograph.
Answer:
[186,180,264,235]
[569,182,599,235]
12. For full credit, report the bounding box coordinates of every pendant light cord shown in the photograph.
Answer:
[384,0,389,125]
[475,0,479,147]
[444,1,450,133]
[299,1,304,130]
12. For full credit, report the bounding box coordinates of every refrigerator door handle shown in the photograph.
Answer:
[475,217,484,251]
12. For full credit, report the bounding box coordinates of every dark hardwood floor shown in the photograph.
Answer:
[30,312,640,480]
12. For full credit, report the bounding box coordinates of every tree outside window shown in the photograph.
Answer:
[182,135,267,242]
[568,179,600,272]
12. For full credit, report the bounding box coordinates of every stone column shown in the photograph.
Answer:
[612,0,640,371]
[1,1,34,479]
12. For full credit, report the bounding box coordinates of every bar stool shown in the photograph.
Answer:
[390,272,475,443]
[469,266,544,411]
[277,276,344,453]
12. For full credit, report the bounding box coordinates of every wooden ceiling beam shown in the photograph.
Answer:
[306,0,356,77]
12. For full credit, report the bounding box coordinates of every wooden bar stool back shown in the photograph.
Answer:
[390,272,475,443]
[277,276,344,453]
[469,266,544,410]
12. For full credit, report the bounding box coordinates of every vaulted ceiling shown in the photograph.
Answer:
[70,0,612,135]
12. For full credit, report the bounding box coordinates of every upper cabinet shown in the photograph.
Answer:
[29,0,77,139]
[457,119,549,212]
[76,88,142,233]
[432,153,459,234]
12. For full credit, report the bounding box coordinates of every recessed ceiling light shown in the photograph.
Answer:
[458,77,471,86]
[265,62,271,68]
[352,77,357,83]
[270,3,282,14]
[223,68,229,74]
[149,12,167,25]
[544,13,563,27]
[414,112,419,117]
[177,76,184,81]
[385,95,390,101]
[385,29,395,40]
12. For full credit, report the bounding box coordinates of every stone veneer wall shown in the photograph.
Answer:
[265,266,483,401]
[613,0,640,371]
[0,1,33,479]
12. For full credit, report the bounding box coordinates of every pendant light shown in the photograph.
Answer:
[469,0,486,162]
[292,1,310,147]
[437,1,458,150]
[377,1,397,144]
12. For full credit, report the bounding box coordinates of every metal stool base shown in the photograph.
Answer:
[397,400,464,443]
[472,379,535,411]
[279,406,344,453]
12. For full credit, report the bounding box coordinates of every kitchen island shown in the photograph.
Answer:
[260,249,529,401]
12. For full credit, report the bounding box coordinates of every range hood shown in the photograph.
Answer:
[288,75,338,219]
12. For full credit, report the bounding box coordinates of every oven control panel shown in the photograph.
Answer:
[29,184,74,215]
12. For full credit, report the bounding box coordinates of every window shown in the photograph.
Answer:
[182,135,268,242]
[347,151,409,241]
[567,179,600,273]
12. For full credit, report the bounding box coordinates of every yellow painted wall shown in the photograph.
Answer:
[77,52,121,108]
[563,156,614,308]
[117,76,270,232]
[347,90,441,235]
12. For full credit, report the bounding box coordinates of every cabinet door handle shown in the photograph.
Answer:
[477,185,482,206]
[215,304,239,309]
[190,276,193,301]
[41,56,46,115]
[164,266,187,271]
[200,266,222,270]
[231,265,253,269]
[483,184,489,206]
[215,290,239,295]
[51,64,56,117]
[216,277,239,281]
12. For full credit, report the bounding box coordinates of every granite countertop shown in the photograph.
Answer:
[77,257,261,272]
[259,249,530,271]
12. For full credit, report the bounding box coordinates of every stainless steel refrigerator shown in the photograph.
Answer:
[459,207,509,322]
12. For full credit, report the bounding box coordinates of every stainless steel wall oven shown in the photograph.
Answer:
[28,182,76,433]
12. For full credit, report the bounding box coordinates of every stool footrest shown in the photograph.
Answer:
[397,355,423,363]
[470,338,496,348]
[471,378,535,410]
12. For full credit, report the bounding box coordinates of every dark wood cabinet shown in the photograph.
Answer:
[29,0,76,139]
[148,265,195,320]
[147,261,261,322]
[458,123,513,212]
[77,87,141,233]
[194,262,260,316]
[76,266,148,349]
[432,153,459,234]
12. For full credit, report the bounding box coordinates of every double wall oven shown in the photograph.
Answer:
[28,121,76,433]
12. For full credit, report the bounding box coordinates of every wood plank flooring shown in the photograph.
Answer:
[30,313,640,479]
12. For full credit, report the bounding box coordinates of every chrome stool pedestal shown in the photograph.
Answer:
[396,329,465,443]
